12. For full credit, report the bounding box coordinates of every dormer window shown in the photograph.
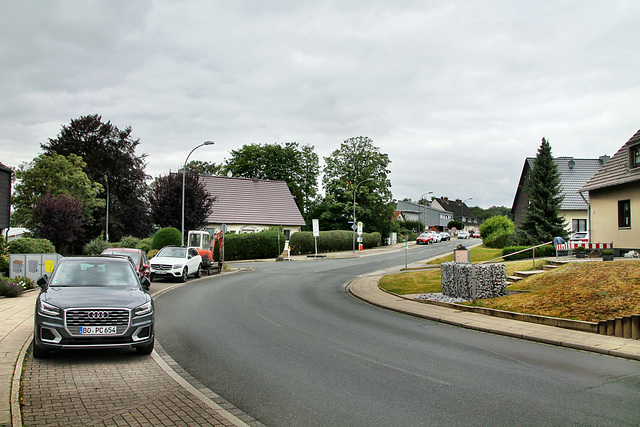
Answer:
[631,145,640,168]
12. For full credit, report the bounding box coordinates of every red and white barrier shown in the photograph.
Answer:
[570,242,613,250]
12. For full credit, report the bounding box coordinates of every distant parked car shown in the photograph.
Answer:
[416,233,433,245]
[439,232,451,241]
[150,246,202,282]
[457,230,470,239]
[472,232,481,238]
[101,248,150,281]
[423,230,441,243]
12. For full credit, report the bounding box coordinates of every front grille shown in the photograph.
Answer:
[151,264,172,271]
[66,309,130,336]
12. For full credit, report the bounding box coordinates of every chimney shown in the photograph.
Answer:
[455,199,462,206]
[443,197,449,203]
[599,155,610,166]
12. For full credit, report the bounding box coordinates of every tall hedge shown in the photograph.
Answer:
[289,230,381,255]
[214,230,286,261]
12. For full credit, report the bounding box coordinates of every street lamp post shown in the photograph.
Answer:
[461,197,473,228]
[181,141,215,246]
[419,191,433,232]
[353,178,374,252]
[104,175,109,242]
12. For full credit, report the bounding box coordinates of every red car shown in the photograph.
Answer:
[416,233,434,245]
[101,248,151,280]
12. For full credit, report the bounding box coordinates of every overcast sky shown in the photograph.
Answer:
[1,0,639,208]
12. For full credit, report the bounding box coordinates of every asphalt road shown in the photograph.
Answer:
[155,241,640,426]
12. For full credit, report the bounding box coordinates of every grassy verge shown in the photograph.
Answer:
[381,245,551,295]
[468,260,640,322]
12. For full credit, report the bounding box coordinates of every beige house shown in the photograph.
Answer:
[199,176,306,240]
[580,129,640,253]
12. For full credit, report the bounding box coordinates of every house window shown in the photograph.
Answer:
[572,219,587,232]
[632,146,640,168]
[618,200,631,228]
[283,229,290,239]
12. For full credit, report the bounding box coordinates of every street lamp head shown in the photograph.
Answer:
[203,140,215,145]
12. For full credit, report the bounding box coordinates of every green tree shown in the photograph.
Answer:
[12,153,104,231]
[514,138,567,245]
[322,136,393,236]
[41,114,151,241]
[223,142,320,217]
[149,171,214,231]
[186,160,225,175]
[469,206,511,223]
[479,215,514,239]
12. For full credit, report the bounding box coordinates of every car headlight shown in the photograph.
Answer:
[173,264,183,269]
[134,301,153,317]
[38,300,60,317]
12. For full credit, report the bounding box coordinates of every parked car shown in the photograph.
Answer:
[33,256,154,358]
[101,248,150,280]
[149,246,202,282]
[439,232,451,241]
[457,230,470,239]
[416,233,433,245]
[472,232,481,238]
[422,230,441,243]
[569,232,589,242]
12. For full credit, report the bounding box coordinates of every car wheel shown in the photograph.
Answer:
[195,263,202,278]
[32,339,49,359]
[181,268,188,282]
[136,340,154,355]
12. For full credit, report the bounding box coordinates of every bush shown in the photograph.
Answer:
[502,245,555,260]
[7,238,56,254]
[480,215,514,249]
[148,249,159,259]
[483,232,513,249]
[0,255,8,277]
[0,276,33,297]
[152,227,182,250]
[117,236,140,248]
[83,235,111,255]
[137,237,153,253]
[215,230,286,261]
[289,230,381,255]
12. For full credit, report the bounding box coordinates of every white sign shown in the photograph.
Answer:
[312,219,320,237]
[357,221,363,235]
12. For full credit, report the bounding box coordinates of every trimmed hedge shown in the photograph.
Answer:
[502,245,555,260]
[214,230,286,261]
[7,238,56,254]
[289,230,381,255]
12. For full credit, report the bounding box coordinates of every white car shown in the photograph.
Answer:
[457,230,470,239]
[150,246,202,282]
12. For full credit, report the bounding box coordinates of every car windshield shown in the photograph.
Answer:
[50,261,138,288]
[156,247,186,258]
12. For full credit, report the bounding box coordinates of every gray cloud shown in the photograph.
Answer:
[1,0,638,208]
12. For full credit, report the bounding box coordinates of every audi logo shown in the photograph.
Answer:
[87,311,109,319]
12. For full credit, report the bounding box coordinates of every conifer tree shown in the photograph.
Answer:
[514,138,567,245]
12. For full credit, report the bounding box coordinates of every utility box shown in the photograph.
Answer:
[9,254,63,281]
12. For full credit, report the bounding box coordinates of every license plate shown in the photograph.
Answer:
[79,326,117,335]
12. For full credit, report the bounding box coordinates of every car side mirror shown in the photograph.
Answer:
[36,275,49,289]
[140,276,151,292]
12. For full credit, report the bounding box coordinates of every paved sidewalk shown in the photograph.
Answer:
[348,265,640,361]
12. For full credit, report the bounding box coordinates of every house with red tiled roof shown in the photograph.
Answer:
[511,155,609,235]
[580,129,640,253]
[199,176,306,239]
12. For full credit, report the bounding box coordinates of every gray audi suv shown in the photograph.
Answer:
[33,256,154,358]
